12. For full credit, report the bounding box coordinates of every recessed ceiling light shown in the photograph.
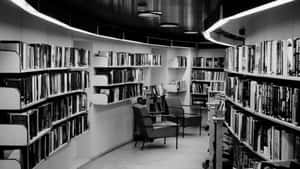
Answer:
[160,23,179,28]
[152,11,163,15]
[137,11,161,17]
[184,31,198,34]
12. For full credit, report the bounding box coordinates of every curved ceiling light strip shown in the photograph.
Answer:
[9,0,195,49]
[202,0,295,47]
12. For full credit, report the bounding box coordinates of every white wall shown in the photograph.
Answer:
[242,1,300,44]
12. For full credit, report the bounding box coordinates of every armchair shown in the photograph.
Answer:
[132,104,179,150]
[165,97,202,137]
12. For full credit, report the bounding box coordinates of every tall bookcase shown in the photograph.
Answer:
[166,55,188,94]
[91,50,162,105]
[0,41,90,169]
[224,41,300,168]
[191,55,225,106]
[206,2,300,167]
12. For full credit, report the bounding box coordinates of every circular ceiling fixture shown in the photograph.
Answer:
[137,0,162,18]
[137,11,161,17]
[160,23,179,28]
[184,31,198,34]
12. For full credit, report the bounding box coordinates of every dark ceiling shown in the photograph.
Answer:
[25,0,275,47]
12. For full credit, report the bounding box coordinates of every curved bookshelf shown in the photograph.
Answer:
[168,67,186,70]
[92,94,137,105]
[192,80,224,83]
[92,81,144,87]
[0,88,86,111]
[225,69,300,82]
[225,96,300,133]
[223,121,268,161]
[192,67,224,71]
[52,110,88,126]
[167,89,187,93]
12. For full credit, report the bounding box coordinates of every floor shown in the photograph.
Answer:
[81,127,209,169]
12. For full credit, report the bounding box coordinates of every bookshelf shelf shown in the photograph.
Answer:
[192,67,224,71]
[92,80,144,87]
[52,111,88,126]
[191,93,208,96]
[225,69,300,82]
[0,88,85,111]
[192,80,224,83]
[92,94,138,105]
[167,89,187,93]
[0,125,27,146]
[224,122,269,161]
[225,96,300,133]
[0,160,21,169]
[29,128,51,145]
[168,67,186,70]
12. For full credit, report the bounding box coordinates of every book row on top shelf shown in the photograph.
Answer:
[0,41,90,73]
[193,56,224,68]
[93,50,161,68]
[225,38,300,78]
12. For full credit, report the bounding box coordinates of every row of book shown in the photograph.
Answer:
[29,114,88,169]
[193,56,224,68]
[226,77,300,125]
[231,139,261,169]
[167,80,186,92]
[5,93,87,140]
[225,38,300,76]
[0,41,90,71]
[0,71,89,107]
[169,56,187,68]
[225,105,300,161]
[191,70,225,80]
[210,82,225,92]
[191,83,209,95]
[95,51,162,67]
[95,69,144,84]
[96,84,143,103]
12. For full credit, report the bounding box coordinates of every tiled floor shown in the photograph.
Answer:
[81,127,209,169]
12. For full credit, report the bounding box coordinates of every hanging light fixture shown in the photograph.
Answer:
[183,0,200,34]
[137,0,162,18]
[160,0,181,28]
